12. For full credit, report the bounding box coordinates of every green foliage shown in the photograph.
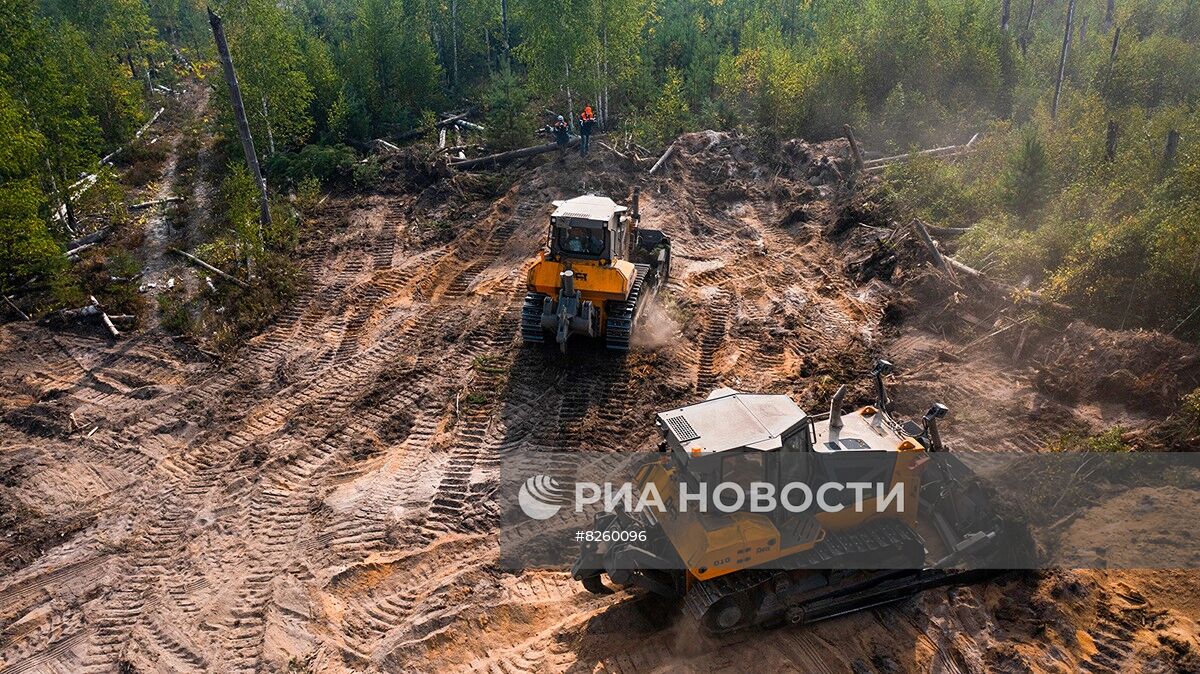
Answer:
[217,162,263,262]
[484,59,532,152]
[157,292,193,334]
[352,157,381,188]
[297,30,340,142]
[704,0,1014,148]
[888,88,1200,338]
[2,1,105,232]
[335,0,442,141]
[264,144,359,189]
[1004,130,1050,222]
[636,68,689,147]
[1,0,1194,347]
[514,0,649,124]
[295,176,321,212]
[1048,427,1132,453]
[0,180,62,294]
[0,78,62,293]
[212,0,315,151]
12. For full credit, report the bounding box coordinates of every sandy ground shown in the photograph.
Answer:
[1,132,1198,673]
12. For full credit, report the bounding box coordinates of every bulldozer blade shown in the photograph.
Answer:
[580,572,614,595]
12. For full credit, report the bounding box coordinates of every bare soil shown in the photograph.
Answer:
[1,131,1197,673]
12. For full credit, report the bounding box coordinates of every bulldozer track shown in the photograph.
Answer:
[696,290,731,393]
[1076,597,1146,673]
[67,306,434,670]
[422,311,521,537]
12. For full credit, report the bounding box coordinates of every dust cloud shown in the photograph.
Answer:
[632,293,681,350]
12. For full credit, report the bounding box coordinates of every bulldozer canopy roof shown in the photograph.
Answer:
[551,195,627,224]
[656,389,808,456]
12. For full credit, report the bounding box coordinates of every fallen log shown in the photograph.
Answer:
[943,256,987,282]
[912,219,954,277]
[648,144,678,175]
[955,316,1032,355]
[863,133,981,172]
[910,226,1072,313]
[448,138,579,170]
[66,242,98,261]
[455,119,485,133]
[100,312,121,338]
[435,111,472,128]
[3,295,29,321]
[59,303,100,320]
[597,141,630,160]
[169,247,249,288]
[101,106,166,165]
[66,227,112,250]
[923,223,971,237]
[374,138,400,152]
[432,144,471,157]
[130,196,184,210]
[54,296,119,336]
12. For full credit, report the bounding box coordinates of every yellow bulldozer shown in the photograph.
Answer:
[572,361,1005,633]
[522,189,670,352]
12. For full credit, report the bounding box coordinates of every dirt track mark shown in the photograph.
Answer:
[696,290,730,394]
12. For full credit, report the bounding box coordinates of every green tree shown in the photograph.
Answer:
[0,87,61,293]
[484,58,532,151]
[0,0,104,233]
[336,0,441,141]
[514,0,596,122]
[1005,130,1050,222]
[646,67,689,146]
[213,0,315,152]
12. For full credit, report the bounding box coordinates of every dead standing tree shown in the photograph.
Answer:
[1162,130,1181,175]
[1052,0,1077,120]
[208,8,272,241]
[1020,0,1036,54]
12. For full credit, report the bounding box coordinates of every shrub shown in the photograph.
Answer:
[264,144,360,189]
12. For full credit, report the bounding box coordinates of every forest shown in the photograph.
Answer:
[1,0,1197,338]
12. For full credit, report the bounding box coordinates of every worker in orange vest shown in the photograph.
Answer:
[579,105,596,157]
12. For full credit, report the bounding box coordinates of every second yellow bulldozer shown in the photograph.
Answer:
[522,189,670,352]
[572,361,1006,634]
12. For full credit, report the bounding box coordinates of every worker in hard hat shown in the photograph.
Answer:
[551,115,570,157]
[579,106,596,157]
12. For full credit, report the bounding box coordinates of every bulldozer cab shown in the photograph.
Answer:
[655,389,815,517]
[654,387,910,520]
[548,195,631,263]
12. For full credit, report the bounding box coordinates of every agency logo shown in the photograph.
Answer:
[518,475,570,520]
[515,476,906,520]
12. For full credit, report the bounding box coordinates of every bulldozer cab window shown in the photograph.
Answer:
[721,452,766,488]
[555,218,606,258]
